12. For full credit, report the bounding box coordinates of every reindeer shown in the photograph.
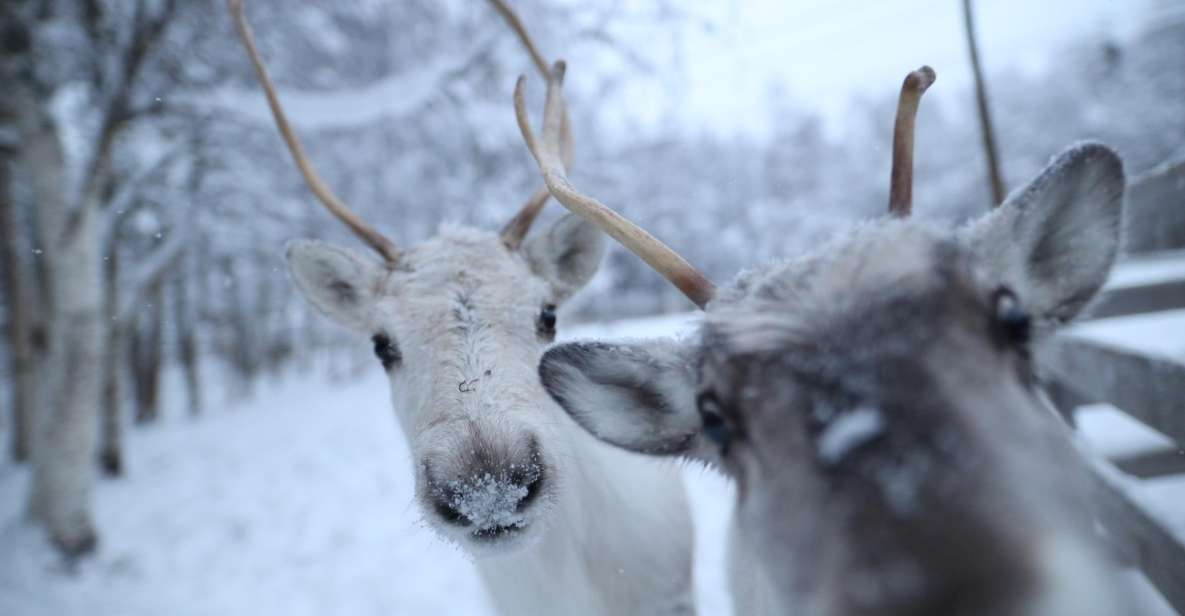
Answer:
[226,2,695,614]
[516,62,1138,615]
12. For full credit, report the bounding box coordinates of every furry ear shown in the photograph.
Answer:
[539,340,703,457]
[286,239,384,333]
[964,142,1125,326]
[524,214,606,304]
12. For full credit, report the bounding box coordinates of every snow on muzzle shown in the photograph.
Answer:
[421,431,546,540]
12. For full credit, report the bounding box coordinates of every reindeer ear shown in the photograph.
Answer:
[965,143,1125,325]
[539,340,702,456]
[286,239,383,333]
[524,214,606,304]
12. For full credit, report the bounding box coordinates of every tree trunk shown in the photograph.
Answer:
[172,263,201,416]
[223,258,258,394]
[1,157,36,463]
[130,280,164,424]
[961,0,1006,206]
[30,206,103,558]
[98,246,123,476]
[22,91,102,558]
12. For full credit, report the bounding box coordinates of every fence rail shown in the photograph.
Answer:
[1042,224,1185,614]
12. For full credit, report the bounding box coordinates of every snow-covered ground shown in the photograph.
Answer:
[0,314,733,616]
[0,311,1181,615]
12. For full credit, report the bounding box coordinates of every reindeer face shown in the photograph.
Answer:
[287,214,603,554]
[541,144,1133,613]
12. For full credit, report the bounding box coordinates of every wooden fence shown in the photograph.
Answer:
[1040,162,1185,614]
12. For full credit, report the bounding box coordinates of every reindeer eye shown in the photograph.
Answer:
[992,287,1031,346]
[537,304,557,341]
[697,391,733,454]
[371,333,402,369]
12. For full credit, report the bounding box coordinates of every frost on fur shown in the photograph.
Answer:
[441,471,532,531]
[816,405,885,465]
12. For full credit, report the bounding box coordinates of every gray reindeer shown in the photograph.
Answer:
[228,2,695,614]
[517,62,1135,615]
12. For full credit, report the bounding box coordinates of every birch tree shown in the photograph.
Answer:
[2,0,185,556]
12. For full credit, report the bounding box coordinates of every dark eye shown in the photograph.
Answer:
[992,287,1031,346]
[537,304,557,340]
[697,391,733,455]
[371,333,402,369]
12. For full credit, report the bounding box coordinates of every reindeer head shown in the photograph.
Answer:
[288,219,601,552]
[228,0,604,553]
[520,65,1134,614]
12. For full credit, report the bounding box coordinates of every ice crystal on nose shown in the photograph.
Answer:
[445,471,531,530]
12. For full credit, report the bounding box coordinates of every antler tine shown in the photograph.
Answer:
[888,65,936,217]
[515,64,717,308]
[490,0,574,250]
[227,0,400,265]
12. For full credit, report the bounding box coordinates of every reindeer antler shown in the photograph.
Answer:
[515,64,716,308]
[227,0,401,265]
[488,0,574,250]
[888,65,936,217]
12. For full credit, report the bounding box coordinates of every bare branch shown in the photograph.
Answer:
[888,65,935,217]
[961,0,1006,206]
[99,145,186,252]
[226,0,400,265]
[488,0,574,250]
[487,0,549,78]
[116,210,191,324]
[65,0,180,237]
[515,64,716,308]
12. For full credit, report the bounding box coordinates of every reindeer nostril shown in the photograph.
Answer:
[433,498,469,527]
[516,471,544,512]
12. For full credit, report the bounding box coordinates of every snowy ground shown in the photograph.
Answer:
[0,311,1182,615]
[0,314,732,616]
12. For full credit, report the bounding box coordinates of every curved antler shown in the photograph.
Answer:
[488,0,574,250]
[515,63,716,308]
[227,0,401,265]
[888,65,936,217]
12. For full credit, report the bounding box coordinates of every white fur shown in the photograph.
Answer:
[288,219,694,615]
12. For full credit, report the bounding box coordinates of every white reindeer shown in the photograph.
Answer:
[517,64,1140,615]
[227,2,695,614]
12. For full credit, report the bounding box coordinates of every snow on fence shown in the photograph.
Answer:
[1092,250,1185,319]
[1040,205,1185,614]
[1125,157,1185,255]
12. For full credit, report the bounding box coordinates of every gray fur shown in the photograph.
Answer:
[524,213,606,303]
[541,143,1135,615]
[286,239,383,332]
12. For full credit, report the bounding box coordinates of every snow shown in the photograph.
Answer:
[0,364,489,616]
[1065,308,1185,363]
[0,312,1181,615]
[1104,249,1185,290]
[207,35,497,133]
[0,313,733,616]
[561,311,701,342]
[443,472,529,531]
[816,405,885,465]
[1076,403,1178,460]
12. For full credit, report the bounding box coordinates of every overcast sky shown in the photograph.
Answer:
[598,0,1152,140]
